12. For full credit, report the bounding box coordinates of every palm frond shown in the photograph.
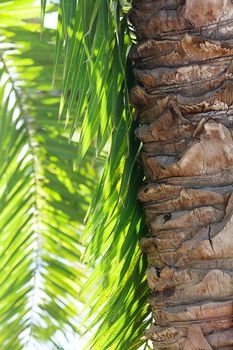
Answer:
[81,132,151,350]
[42,0,132,159]
[0,4,103,348]
[41,0,151,349]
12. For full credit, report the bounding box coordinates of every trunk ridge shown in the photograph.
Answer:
[129,1,233,349]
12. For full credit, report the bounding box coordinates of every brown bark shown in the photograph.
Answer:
[129,1,233,349]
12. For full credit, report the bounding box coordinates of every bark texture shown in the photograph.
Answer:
[129,1,233,349]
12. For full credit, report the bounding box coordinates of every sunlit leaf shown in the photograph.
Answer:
[0,4,103,348]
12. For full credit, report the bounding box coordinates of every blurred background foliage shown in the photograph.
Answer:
[0,0,151,349]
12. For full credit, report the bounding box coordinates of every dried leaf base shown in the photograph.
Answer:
[130,0,233,348]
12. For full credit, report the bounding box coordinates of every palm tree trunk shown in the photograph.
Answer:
[129,1,233,349]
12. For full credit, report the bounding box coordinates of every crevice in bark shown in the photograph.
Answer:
[207,226,215,253]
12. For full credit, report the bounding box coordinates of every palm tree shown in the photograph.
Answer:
[129,0,233,348]
[4,1,233,350]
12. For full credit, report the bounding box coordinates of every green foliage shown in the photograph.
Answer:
[0,2,102,348]
[42,1,151,349]
[43,0,133,161]
[0,0,151,349]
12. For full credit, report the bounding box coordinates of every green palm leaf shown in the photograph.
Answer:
[0,3,103,348]
[0,0,151,349]
[41,0,151,349]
